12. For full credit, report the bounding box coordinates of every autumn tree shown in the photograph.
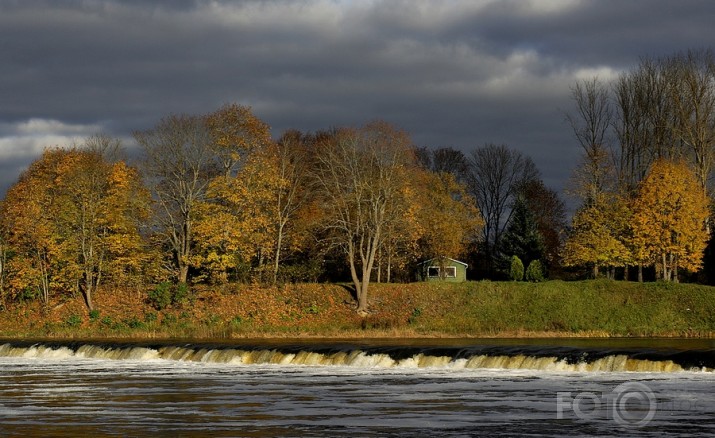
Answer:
[270,131,314,284]
[312,122,415,313]
[187,106,275,283]
[191,146,279,283]
[205,103,273,177]
[419,170,483,278]
[562,194,632,278]
[0,205,10,306]
[53,146,150,311]
[136,114,219,283]
[2,149,65,304]
[53,149,113,310]
[2,143,149,310]
[631,159,709,281]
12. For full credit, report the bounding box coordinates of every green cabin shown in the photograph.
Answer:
[417,257,468,282]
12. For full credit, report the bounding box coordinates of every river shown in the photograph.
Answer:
[0,338,713,437]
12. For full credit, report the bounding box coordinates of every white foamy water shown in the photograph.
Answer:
[0,342,709,373]
[0,341,714,436]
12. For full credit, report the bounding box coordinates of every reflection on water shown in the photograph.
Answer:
[0,339,713,436]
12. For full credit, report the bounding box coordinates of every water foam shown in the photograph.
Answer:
[0,342,709,373]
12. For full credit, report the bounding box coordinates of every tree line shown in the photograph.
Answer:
[0,103,564,313]
[563,49,714,282]
[0,48,713,314]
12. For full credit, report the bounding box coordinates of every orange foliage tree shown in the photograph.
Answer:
[414,170,483,272]
[136,105,272,284]
[2,149,65,304]
[631,159,710,281]
[0,205,8,305]
[1,142,149,310]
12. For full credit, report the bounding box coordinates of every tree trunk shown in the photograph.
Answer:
[357,279,369,313]
[347,243,367,313]
[179,264,189,284]
[81,281,95,312]
[273,222,284,285]
[592,265,599,279]
[387,252,392,283]
[638,264,643,283]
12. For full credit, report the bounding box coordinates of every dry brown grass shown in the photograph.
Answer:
[2,279,715,339]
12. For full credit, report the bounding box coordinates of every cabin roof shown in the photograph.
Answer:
[417,257,468,268]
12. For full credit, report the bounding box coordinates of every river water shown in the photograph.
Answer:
[0,338,713,437]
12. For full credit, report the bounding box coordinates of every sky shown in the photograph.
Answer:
[2,0,714,199]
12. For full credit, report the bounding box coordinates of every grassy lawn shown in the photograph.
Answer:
[1,279,714,339]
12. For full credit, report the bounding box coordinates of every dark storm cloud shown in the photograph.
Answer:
[1,0,714,195]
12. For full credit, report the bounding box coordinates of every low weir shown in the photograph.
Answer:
[1,339,713,372]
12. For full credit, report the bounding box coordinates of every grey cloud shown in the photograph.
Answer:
[1,0,714,200]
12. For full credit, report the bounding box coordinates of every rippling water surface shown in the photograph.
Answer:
[0,340,714,437]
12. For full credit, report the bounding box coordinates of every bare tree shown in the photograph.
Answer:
[414,146,469,183]
[271,130,312,284]
[432,147,470,183]
[566,78,615,202]
[84,133,123,163]
[517,179,567,266]
[135,114,218,284]
[466,144,539,275]
[312,121,415,313]
[614,69,651,195]
[667,49,715,192]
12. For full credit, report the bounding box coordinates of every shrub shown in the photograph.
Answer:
[162,314,177,326]
[89,309,100,322]
[173,282,190,305]
[123,317,145,329]
[19,287,38,302]
[148,282,172,310]
[525,260,545,282]
[509,256,524,281]
[147,282,191,310]
[408,307,422,325]
[304,303,320,315]
[65,314,82,328]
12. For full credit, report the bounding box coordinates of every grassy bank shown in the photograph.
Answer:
[1,279,715,339]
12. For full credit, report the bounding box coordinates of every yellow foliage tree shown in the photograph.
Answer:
[1,149,61,303]
[415,170,483,267]
[192,147,280,283]
[1,144,150,310]
[631,159,710,281]
[206,103,273,177]
[562,194,632,278]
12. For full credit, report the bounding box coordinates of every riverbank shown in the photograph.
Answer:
[1,279,715,339]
